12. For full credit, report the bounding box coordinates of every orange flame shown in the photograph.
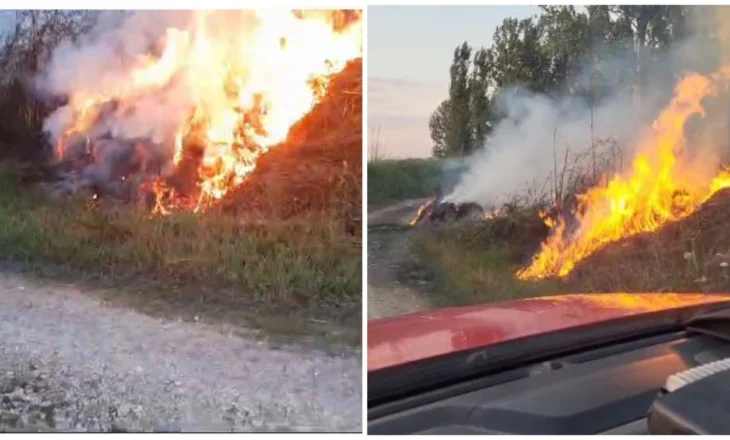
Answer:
[484,208,501,220]
[54,10,362,213]
[409,197,437,226]
[518,67,730,280]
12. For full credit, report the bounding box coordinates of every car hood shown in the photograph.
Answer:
[368,293,730,372]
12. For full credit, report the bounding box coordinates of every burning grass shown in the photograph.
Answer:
[411,188,730,306]
[41,11,363,215]
[0,15,364,343]
[0,162,361,342]
[567,188,730,293]
[221,59,362,233]
[0,10,364,344]
[517,67,730,281]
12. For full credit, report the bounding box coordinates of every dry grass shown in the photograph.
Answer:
[0,163,361,343]
[566,188,730,293]
[410,217,561,307]
[0,27,364,344]
[412,186,730,307]
[221,59,362,235]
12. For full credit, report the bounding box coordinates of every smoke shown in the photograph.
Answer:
[445,6,730,208]
[445,86,639,206]
[34,11,207,193]
[33,9,361,201]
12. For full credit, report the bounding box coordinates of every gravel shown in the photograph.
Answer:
[368,199,432,320]
[0,272,361,432]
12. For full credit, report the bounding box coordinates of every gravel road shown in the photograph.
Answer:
[368,199,431,320]
[0,272,361,432]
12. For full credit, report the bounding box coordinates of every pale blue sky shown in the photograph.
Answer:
[368,5,542,158]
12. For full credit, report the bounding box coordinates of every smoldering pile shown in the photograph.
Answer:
[408,197,486,226]
[43,124,195,211]
[50,136,167,198]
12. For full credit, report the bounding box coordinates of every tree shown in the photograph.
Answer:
[538,6,590,93]
[429,43,495,157]
[611,6,687,105]
[447,42,473,156]
[428,5,691,159]
[429,99,452,157]
[469,48,492,148]
[487,17,550,92]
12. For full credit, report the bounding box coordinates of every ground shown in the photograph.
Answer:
[367,199,432,319]
[367,187,730,322]
[0,271,361,432]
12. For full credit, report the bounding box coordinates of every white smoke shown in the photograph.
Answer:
[444,6,730,208]
[37,11,200,149]
[445,87,639,206]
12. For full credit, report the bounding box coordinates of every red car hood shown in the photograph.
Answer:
[368,293,730,372]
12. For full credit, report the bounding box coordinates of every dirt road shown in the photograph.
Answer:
[367,199,432,320]
[0,272,361,432]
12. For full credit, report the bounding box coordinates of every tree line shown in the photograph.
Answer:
[429,5,702,158]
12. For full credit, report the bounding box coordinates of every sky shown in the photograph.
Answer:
[368,5,542,158]
[0,11,13,31]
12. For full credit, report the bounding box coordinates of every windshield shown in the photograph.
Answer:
[368,3,730,380]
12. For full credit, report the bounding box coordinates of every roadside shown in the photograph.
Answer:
[0,271,361,432]
[0,162,361,348]
[367,199,432,320]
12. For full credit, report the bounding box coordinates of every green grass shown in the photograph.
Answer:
[0,164,361,346]
[412,223,562,307]
[367,158,463,209]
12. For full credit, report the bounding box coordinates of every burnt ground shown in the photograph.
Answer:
[367,199,433,320]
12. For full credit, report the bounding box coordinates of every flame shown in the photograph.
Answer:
[536,208,553,228]
[409,197,437,226]
[484,207,502,221]
[518,66,730,280]
[53,10,362,213]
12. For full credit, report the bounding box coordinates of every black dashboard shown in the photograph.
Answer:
[368,331,730,434]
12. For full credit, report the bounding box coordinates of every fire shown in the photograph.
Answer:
[518,66,730,280]
[409,197,437,226]
[51,10,362,213]
[537,208,553,228]
[484,208,501,220]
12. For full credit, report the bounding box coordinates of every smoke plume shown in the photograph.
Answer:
[445,6,730,208]
[34,10,362,208]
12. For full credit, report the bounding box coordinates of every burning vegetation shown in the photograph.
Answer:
[0,10,363,335]
[517,66,730,281]
[38,10,362,214]
[410,62,730,288]
[408,63,730,294]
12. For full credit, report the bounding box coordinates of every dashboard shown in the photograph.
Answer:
[368,331,730,434]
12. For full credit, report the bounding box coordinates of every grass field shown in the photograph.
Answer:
[0,163,361,346]
[410,222,562,307]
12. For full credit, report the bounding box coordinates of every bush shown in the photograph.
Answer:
[368,158,464,207]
